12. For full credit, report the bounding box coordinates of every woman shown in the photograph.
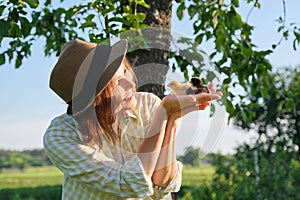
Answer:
[44,39,222,199]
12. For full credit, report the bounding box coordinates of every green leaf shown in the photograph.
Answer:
[226,99,235,117]
[210,103,216,117]
[187,5,197,19]
[102,7,115,16]
[183,70,189,80]
[207,71,216,82]
[176,3,186,20]
[132,21,139,28]
[286,98,296,115]
[260,84,268,99]
[23,0,39,8]
[16,57,22,68]
[79,21,97,29]
[8,22,22,37]
[9,0,18,5]
[254,1,260,8]
[277,101,284,112]
[19,17,31,37]
[135,13,146,23]
[0,5,6,16]
[123,5,131,13]
[231,0,239,7]
[0,53,5,65]
[195,33,204,44]
[241,110,249,122]
[226,9,242,31]
[86,14,95,21]
[136,0,149,8]
[0,19,10,37]
[108,17,131,26]
[9,8,19,23]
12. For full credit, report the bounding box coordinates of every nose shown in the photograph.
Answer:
[119,77,135,90]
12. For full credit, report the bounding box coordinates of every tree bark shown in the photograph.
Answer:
[120,1,177,199]
[121,0,172,99]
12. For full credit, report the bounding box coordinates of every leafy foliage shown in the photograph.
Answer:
[234,67,300,154]
[0,0,149,68]
[0,0,299,121]
[0,185,62,200]
[208,68,300,199]
[0,149,52,171]
[175,0,276,121]
[177,146,205,166]
[208,144,300,199]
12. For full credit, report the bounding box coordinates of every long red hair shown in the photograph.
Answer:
[69,58,136,148]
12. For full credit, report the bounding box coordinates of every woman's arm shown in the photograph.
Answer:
[138,84,222,187]
[151,101,210,188]
[137,105,168,177]
[151,114,178,188]
[137,99,210,186]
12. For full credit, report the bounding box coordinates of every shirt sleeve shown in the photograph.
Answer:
[151,161,183,199]
[160,161,183,193]
[43,119,154,198]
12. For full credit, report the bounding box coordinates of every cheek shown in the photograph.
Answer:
[129,95,137,108]
[113,85,125,99]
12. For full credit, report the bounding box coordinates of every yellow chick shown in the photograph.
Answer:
[167,80,192,95]
[167,78,210,95]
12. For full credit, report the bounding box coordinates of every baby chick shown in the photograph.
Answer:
[167,80,192,95]
[189,77,209,94]
[167,77,209,95]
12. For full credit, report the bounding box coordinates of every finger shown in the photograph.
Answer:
[198,104,209,110]
[208,82,216,93]
[197,102,210,106]
[195,92,222,104]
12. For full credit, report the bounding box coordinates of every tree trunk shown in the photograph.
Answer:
[120,1,177,199]
[121,0,172,99]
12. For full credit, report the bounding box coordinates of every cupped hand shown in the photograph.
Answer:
[162,82,222,116]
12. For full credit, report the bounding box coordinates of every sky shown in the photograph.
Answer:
[0,0,299,154]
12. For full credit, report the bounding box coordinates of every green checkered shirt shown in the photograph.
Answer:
[44,92,182,200]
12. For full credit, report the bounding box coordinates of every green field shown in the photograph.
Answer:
[0,164,214,199]
[0,166,63,190]
[0,164,214,189]
[182,164,214,186]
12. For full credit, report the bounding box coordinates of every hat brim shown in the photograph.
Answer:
[72,40,128,114]
[96,40,128,95]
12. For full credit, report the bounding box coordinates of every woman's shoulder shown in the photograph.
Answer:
[46,113,77,134]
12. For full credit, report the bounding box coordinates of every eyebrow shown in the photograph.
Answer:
[115,74,122,80]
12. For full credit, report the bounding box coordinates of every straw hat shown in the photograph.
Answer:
[49,39,128,113]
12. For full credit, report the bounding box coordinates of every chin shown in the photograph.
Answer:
[119,96,137,112]
[126,96,137,110]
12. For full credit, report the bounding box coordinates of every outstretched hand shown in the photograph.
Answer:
[162,82,223,117]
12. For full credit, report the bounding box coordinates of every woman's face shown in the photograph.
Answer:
[111,62,137,114]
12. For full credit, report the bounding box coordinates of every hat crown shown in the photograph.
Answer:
[49,39,127,113]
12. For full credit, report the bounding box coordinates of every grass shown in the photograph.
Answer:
[182,164,215,186]
[0,164,214,190]
[0,166,63,189]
